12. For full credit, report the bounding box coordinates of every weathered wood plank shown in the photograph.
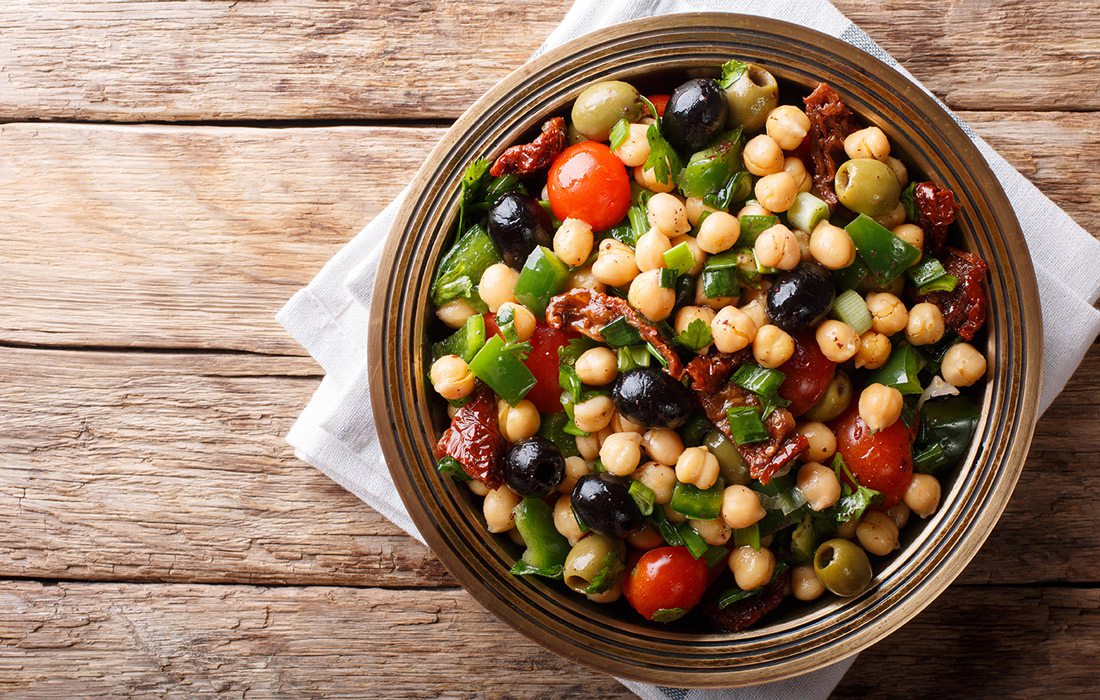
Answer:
[1,345,1098,587]
[0,580,1094,698]
[0,1,1096,121]
[1,114,1097,354]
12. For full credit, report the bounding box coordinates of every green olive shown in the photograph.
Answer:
[724,65,778,133]
[562,533,626,594]
[567,121,587,146]
[570,80,643,142]
[804,371,853,422]
[704,430,750,485]
[813,538,873,596]
[834,158,902,217]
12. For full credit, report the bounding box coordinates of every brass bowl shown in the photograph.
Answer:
[370,14,1041,687]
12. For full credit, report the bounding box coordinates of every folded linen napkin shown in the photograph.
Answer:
[277,1,1100,697]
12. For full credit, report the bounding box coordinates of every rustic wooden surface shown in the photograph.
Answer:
[0,1,1097,698]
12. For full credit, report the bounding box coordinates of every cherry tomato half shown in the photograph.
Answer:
[778,330,837,416]
[485,315,572,414]
[623,546,709,622]
[547,141,631,231]
[831,404,914,508]
[645,94,670,118]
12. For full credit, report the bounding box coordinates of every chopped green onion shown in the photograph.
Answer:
[608,118,630,152]
[909,258,949,287]
[913,443,949,473]
[727,406,769,444]
[752,249,779,275]
[787,192,830,233]
[648,507,684,546]
[599,317,643,347]
[832,257,870,291]
[701,266,739,298]
[616,345,651,372]
[677,522,710,559]
[629,480,656,517]
[830,289,873,334]
[485,173,527,200]
[900,181,919,222]
[918,275,958,294]
[659,267,679,289]
[738,214,778,246]
[513,246,571,315]
[704,250,740,270]
[845,214,922,283]
[731,363,786,399]
[646,342,670,368]
[669,481,724,520]
[867,342,925,395]
[663,242,696,275]
[704,545,730,568]
[626,205,649,246]
[538,412,581,458]
[436,456,471,481]
[468,334,537,406]
[733,523,760,550]
[680,414,714,447]
[716,586,762,609]
[431,313,486,363]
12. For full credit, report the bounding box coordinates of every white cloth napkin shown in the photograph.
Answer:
[277,1,1100,697]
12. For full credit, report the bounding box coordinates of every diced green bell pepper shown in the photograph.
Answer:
[845,214,921,283]
[867,343,925,395]
[513,246,571,315]
[915,397,981,473]
[431,313,486,363]
[430,223,501,307]
[738,214,778,247]
[468,334,536,406]
[509,498,570,578]
[677,129,744,198]
[669,480,724,520]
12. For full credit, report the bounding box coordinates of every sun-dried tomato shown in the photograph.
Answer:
[489,116,567,178]
[705,570,790,632]
[919,246,989,341]
[803,83,859,210]
[436,386,503,489]
[914,181,960,254]
[546,288,684,379]
[685,349,751,393]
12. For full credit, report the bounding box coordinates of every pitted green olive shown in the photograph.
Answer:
[835,158,901,217]
[562,533,626,593]
[804,371,853,422]
[813,538,873,596]
[704,430,750,485]
[571,81,643,142]
[724,65,778,133]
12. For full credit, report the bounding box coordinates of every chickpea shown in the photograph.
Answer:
[737,202,772,218]
[641,429,684,467]
[483,486,522,533]
[575,347,618,386]
[885,156,909,188]
[798,422,836,462]
[495,302,536,342]
[430,354,475,400]
[592,238,639,288]
[885,503,911,529]
[634,163,676,194]
[694,277,739,311]
[436,298,477,329]
[739,299,770,331]
[633,461,677,504]
[855,331,892,370]
[627,524,665,551]
[553,217,595,267]
[479,263,519,312]
[858,383,903,431]
[587,581,623,604]
[498,398,541,442]
[674,305,716,354]
[613,122,651,167]
[792,564,826,601]
[783,156,813,193]
[554,494,586,545]
[754,223,801,270]
[685,196,718,226]
[610,410,646,435]
[753,324,795,368]
[600,432,643,477]
[754,172,799,213]
[467,478,489,497]
[628,269,676,321]
[558,456,591,494]
[797,462,842,511]
[663,503,687,524]
[835,518,859,540]
[690,518,732,546]
[904,473,942,518]
[567,265,606,293]
[743,134,785,176]
[573,395,615,433]
[844,126,890,161]
[730,546,776,591]
[721,484,765,529]
[808,220,856,270]
[634,228,672,272]
[856,510,899,556]
[647,192,691,237]
[766,105,811,151]
[710,305,757,353]
[941,342,987,387]
[816,320,860,363]
[873,203,907,230]
[675,446,720,490]
[575,433,600,461]
[906,302,946,346]
[892,223,924,254]
[696,211,741,254]
[866,292,909,335]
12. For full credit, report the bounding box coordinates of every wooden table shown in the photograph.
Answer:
[1,2,1097,697]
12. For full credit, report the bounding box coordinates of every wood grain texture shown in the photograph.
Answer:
[0,1,1096,121]
[1,113,1096,354]
[1,345,1097,588]
[0,580,1095,698]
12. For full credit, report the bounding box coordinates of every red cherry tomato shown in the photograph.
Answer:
[831,404,914,508]
[778,330,836,416]
[623,546,709,622]
[485,314,572,414]
[645,94,670,118]
[546,141,631,231]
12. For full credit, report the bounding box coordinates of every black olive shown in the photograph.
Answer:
[503,437,565,498]
[766,263,836,332]
[570,473,643,538]
[611,367,697,429]
[662,78,729,153]
[486,192,554,269]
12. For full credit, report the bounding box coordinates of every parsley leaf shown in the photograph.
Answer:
[458,157,491,233]
[644,122,683,187]
[608,118,631,152]
[813,454,882,529]
[675,318,713,351]
[719,59,749,89]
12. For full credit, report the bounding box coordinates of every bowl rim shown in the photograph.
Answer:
[369,12,1042,687]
